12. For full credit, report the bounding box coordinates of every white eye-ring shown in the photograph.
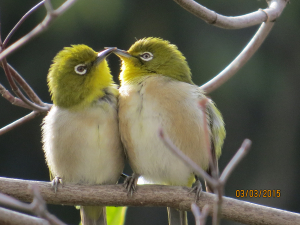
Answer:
[74,64,87,75]
[140,52,153,61]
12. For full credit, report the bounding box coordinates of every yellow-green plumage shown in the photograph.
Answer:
[42,45,124,225]
[114,37,225,225]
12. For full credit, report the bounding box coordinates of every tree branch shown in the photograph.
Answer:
[200,21,274,93]
[2,1,45,49]
[0,207,50,225]
[0,83,33,109]
[173,0,288,29]
[0,177,299,225]
[0,111,41,136]
[0,0,78,61]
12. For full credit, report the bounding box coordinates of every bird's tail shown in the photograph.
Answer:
[167,207,188,225]
[80,206,106,225]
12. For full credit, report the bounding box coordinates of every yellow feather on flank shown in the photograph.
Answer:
[42,45,125,225]
[114,37,225,225]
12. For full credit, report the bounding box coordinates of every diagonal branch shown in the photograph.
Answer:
[0,207,50,225]
[2,1,45,49]
[1,59,49,111]
[200,22,274,93]
[0,82,33,109]
[0,111,41,136]
[173,0,288,29]
[0,0,78,61]
[0,185,65,225]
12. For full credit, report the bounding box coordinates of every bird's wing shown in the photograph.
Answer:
[205,99,226,192]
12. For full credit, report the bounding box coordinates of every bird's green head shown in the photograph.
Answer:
[113,37,192,85]
[48,45,115,110]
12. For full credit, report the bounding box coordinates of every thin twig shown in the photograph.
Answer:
[219,139,252,185]
[44,0,54,14]
[1,60,49,111]
[158,128,217,187]
[0,185,65,225]
[0,83,33,109]
[6,63,45,106]
[173,0,288,29]
[0,177,299,225]
[29,185,66,225]
[191,203,210,225]
[0,207,50,225]
[0,0,78,61]
[200,22,274,93]
[0,111,41,136]
[2,1,45,48]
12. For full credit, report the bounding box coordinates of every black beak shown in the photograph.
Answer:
[95,48,116,65]
[105,47,132,58]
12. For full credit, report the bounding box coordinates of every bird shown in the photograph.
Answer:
[113,37,225,225]
[42,45,125,225]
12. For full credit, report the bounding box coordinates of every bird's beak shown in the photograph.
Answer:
[95,48,116,65]
[104,47,131,58]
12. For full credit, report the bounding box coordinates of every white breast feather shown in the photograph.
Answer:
[42,102,124,185]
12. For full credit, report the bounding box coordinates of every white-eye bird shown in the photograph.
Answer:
[113,37,225,225]
[42,45,125,225]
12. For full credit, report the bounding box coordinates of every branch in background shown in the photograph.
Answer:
[0,83,33,109]
[0,0,75,135]
[0,177,299,225]
[0,111,41,136]
[173,0,288,93]
[0,0,78,61]
[173,0,288,29]
[200,22,274,94]
[0,184,65,225]
[219,140,251,185]
[0,207,50,225]
[159,126,251,225]
[2,1,45,49]
[191,203,209,225]
[1,60,49,111]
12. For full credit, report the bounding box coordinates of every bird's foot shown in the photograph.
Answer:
[123,173,139,197]
[189,179,202,202]
[51,176,63,193]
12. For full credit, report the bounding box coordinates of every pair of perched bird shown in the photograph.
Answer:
[42,37,226,225]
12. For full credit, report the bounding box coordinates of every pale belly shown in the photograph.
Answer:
[42,104,124,185]
[119,76,209,187]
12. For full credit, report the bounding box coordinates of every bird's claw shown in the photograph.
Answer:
[189,179,202,202]
[123,173,139,197]
[51,176,63,193]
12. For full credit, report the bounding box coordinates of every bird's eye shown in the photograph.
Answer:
[74,64,87,75]
[140,52,153,61]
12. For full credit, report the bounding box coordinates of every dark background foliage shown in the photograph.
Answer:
[0,0,299,224]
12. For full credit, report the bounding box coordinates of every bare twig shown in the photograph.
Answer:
[219,139,252,185]
[29,185,66,225]
[0,207,50,225]
[0,111,41,136]
[159,127,251,225]
[200,22,274,94]
[191,203,210,225]
[1,60,49,111]
[0,0,78,61]
[173,0,288,29]
[0,83,33,109]
[158,128,217,187]
[0,185,65,225]
[6,63,46,106]
[0,177,299,225]
[2,1,45,49]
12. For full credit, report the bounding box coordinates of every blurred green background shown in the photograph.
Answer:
[0,0,299,224]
